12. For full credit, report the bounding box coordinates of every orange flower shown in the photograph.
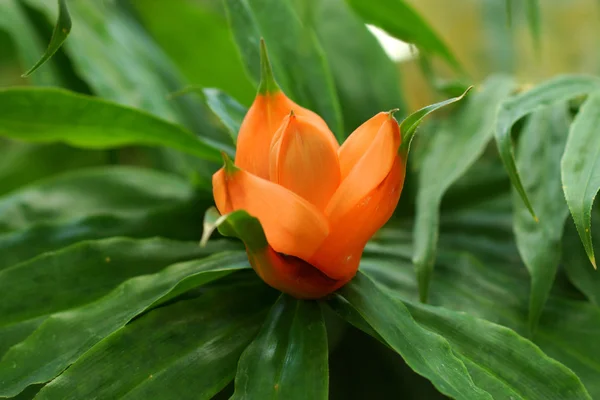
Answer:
[212,41,405,298]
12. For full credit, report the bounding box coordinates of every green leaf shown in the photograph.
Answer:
[561,92,600,269]
[494,75,600,218]
[563,216,600,305]
[0,87,221,162]
[329,272,492,399]
[513,104,570,333]
[525,0,541,53]
[0,247,248,397]
[399,87,472,158]
[232,295,328,400]
[203,88,247,144]
[202,207,268,252]
[224,0,344,138]
[345,0,461,70]
[298,0,406,134]
[21,0,71,77]
[413,75,515,302]
[35,279,275,400]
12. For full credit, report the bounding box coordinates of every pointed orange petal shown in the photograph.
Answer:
[235,92,334,180]
[326,115,401,224]
[337,112,389,180]
[310,156,405,280]
[214,166,329,261]
[269,113,341,210]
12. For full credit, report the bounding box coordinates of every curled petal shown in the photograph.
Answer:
[212,164,329,261]
[311,156,405,280]
[326,113,401,224]
[270,113,341,210]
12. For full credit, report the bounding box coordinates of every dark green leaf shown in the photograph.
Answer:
[513,104,570,333]
[204,88,247,144]
[21,0,71,77]
[413,76,514,302]
[563,216,600,305]
[494,75,600,218]
[0,248,248,397]
[561,92,600,269]
[345,0,461,70]
[0,88,221,162]
[300,0,406,134]
[232,296,328,400]
[330,273,491,399]
[224,0,344,138]
[35,280,274,400]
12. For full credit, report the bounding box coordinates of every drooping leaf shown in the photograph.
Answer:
[232,296,328,399]
[344,0,461,70]
[413,75,515,302]
[561,91,600,269]
[0,88,221,162]
[0,248,248,397]
[203,88,247,144]
[398,86,472,158]
[35,279,275,400]
[21,0,71,77]
[224,0,344,138]
[298,0,406,134]
[329,273,492,399]
[494,75,600,218]
[513,104,570,333]
[563,216,600,305]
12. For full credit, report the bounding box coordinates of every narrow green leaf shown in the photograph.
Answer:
[561,92,600,269]
[0,88,221,162]
[513,104,570,333]
[35,280,274,400]
[413,76,515,302]
[0,249,248,397]
[203,88,247,144]
[201,207,268,252]
[21,0,71,77]
[330,273,491,399]
[224,0,344,138]
[302,0,406,134]
[399,86,472,158]
[563,218,600,305]
[525,0,541,54]
[345,0,461,71]
[232,296,328,400]
[494,74,600,218]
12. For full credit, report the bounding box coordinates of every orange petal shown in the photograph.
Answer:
[310,156,405,280]
[247,246,350,299]
[326,113,401,223]
[212,165,329,261]
[269,113,341,210]
[235,92,333,180]
[337,112,389,180]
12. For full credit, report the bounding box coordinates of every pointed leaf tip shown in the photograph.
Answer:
[200,207,223,248]
[258,38,280,95]
[221,152,239,174]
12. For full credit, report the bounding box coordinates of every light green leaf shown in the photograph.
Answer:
[345,0,461,70]
[35,279,275,400]
[494,75,600,218]
[232,295,328,400]
[413,75,515,302]
[399,86,472,158]
[330,272,492,399]
[563,216,600,305]
[21,0,71,77]
[525,0,541,53]
[0,88,221,162]
[203,88,247,144]
[561,92,600,269]
[299,0,406,134]
[0,247,248,397]
[224,0,344,138]
[513,104,570,333]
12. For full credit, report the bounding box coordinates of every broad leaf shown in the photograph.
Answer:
[224,0,344,138]
[0,88,221,162]
[513,104,570,333]
[0,248,248,397]
[561,92,600,268]
[330,273,492,399]
[232,296,328,399]
[21,0,71,77]
[35,279,275,400]
[413,75,514,302]
[345,0,460,70]
[494,75,600,218]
